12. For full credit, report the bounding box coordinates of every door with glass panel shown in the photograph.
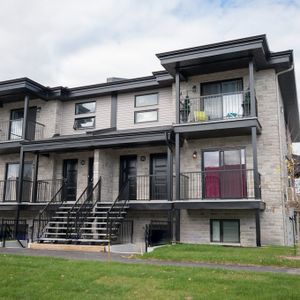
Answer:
[203,149,246,199]
[9,109,24,140]
[9,107,37,140]
[4,163,33,202]
[201,79,244,120]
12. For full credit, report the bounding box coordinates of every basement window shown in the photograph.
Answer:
[210,219,240,243]
[74,117,95,130]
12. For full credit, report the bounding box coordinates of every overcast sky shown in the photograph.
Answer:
[1,0,300,151]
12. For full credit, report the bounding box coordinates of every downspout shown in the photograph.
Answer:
[275,65,294,245]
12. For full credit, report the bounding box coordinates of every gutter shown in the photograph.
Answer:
[275,65,294,245]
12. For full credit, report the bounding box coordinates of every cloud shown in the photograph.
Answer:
[0,0,299,87]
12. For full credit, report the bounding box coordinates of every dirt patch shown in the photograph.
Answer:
[281,256,300,261]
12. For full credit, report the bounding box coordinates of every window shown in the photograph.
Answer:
[75,101,96,115]
[134,110,158,123]
[210,219,240,243]
[135,93,158,107]
[74,117,95,130]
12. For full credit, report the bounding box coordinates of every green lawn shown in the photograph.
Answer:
[0,254,300,299]
[141,244,300,268]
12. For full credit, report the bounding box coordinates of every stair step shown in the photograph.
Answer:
[45,232,108,237]
[39,237,110,243]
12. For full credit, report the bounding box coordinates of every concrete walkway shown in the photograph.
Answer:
[1,247,300,275]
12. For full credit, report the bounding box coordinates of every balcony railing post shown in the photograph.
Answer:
[251,127,260,199]
[249,58,256,117]
[22,95,30,140]
[175,133,181,200]
[175,69,181,124]
[31,152,39,203]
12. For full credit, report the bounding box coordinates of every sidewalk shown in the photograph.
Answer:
[1,247,300,275]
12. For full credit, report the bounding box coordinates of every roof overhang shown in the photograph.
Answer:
[21,126,173,153]
[156,34,293,77]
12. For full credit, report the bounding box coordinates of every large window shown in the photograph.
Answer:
[134,109,158,123]
[75,101,96,115]
[135,93,158,107]
[211,219,240,243]
[74,117,95,130]
[201,79,247,120]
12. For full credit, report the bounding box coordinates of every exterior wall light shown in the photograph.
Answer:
[140,156,146,161]
[80,160,85,165]
[192,85,197,93]
[192,151,197,159]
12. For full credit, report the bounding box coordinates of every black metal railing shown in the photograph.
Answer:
[36,181,66,239]
[0,179,33,202]
[116,220,133,244]
[67,178,102,239]
[0,219,27,247]
[126,174,169,201]
[36,179,63,203]
[180,169,261,200]
[0,179,63,203]
[0,119,45,142]
[106,181,130,242]
[180,90,255,123]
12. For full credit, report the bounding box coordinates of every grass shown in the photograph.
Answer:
[0,254,300,300]
[141,244,300,268]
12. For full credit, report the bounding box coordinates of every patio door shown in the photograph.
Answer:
[201,79,243,120]
[203,149,246,199]
[9,107,37,140]
[5,162,32,202]
[63,159,78,201]
[120,156,137,200]
[150,153,168,200]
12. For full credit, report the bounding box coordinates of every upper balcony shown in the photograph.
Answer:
[179,90,254,124]
[0,119,45,143]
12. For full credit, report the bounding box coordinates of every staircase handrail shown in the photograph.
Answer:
[36,180,66,240]
[67,177,102,239]
[106,180,130,242]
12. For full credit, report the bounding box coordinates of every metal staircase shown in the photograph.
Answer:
[35,178,130,246]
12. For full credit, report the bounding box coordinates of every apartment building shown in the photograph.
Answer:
[0,34,299,248]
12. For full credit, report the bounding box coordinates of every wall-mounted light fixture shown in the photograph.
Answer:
[80,160,85,165]
[140,156,146,161]
[192,85,197,93]
[37,107,42,113]
[192,151,197,159]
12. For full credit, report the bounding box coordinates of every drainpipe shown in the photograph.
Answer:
[275,65,294,246]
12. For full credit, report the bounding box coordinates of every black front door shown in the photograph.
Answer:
[150,153,168,200]
[63,159,78,201]
[120,156,137,200]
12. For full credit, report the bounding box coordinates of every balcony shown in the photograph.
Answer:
[180,169,261,200]
[0,179,63,203]
[0,119,45,142]
[179,90,254,124]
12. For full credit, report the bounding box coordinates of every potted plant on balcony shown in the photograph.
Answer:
[180,94,191,123]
